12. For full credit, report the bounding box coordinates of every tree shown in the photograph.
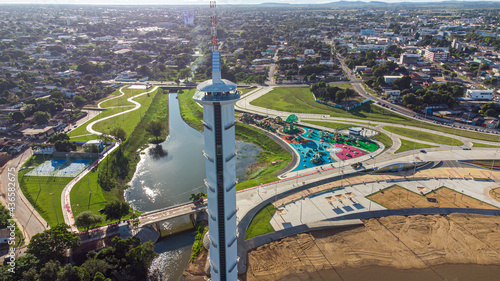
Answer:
[402,93,417,106]
[54,140,77,152]
[109,127,126,141]
[102,200,130,222]
[146,120,166,141]
[26,223,81,264]
[485,108,497,117]
[9,111,25,123]
[189,192,206,203]
[392,75,412,90]
[33,111,50,124]
[84,144,99,153]
[75,211,103,231]
[48,133,70,143]
[73,95,87,107]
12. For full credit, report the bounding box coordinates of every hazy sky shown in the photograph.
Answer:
[0,0,493,5]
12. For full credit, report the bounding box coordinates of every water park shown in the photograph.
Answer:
[239,113,381,171]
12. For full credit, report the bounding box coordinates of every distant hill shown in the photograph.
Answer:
[260,2,292,5]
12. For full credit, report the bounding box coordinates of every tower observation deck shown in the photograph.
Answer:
[193,49,240,281]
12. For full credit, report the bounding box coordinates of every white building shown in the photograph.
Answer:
[193,50,239,281]
[385,89,401,96]
[304,49,315,55]
[466,89,493,100]
[356,44,387,51]
[384,75,403,84]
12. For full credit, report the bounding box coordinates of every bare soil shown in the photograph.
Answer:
[245,214,500,281]
[368,185,498,209]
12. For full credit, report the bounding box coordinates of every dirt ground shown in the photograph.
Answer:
[244,214,500,281]
[368,185,498,209]
[183,249,208,280]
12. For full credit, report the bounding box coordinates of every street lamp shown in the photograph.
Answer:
[50,192,59,224]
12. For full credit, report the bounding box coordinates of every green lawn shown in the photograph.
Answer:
[303,120,374,130]
[336,83,352,88]
[375,132,393,152]
[93,94,155,137]
[250,87,500,142]
[240,87,256,95]
[70,89,169,230]
[70,169,137,231]
[69,135,100,142]
[384,126,463,146]
[395,139,436,153]
[250,87,409,123]
[177,89,204,132]
[68,106,133,138]
[98,88,147,108]
[18,168,72,227]
[472,142,500,148]
[245,203,276,240]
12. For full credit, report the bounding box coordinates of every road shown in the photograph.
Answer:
[0,149,48,244]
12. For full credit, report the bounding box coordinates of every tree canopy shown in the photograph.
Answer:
[26,223,81,264]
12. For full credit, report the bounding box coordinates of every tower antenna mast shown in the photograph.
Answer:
[210,0,218,51]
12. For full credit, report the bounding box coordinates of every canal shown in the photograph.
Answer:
[125,93,261,281]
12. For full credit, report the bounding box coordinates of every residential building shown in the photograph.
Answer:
[400,53,421,65]
[466,89,493,100]
[384,75,403,83]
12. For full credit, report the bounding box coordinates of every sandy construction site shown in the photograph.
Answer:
[245,214,500,281]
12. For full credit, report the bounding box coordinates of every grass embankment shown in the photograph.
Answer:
[18,165,72,227]
[177,89,203,132]
[251,87,500,142]
[177,89,293,190]
[250,87,411,124]
[472,142,500,148]
[235,123,292,190]
[303,120,392,151]
[190,222,208,262]
[239,87,256,95]
[68,106,133,140]
[395,139,437,154]
[93,94,155,137]
[70,88,169,226]
[383,126,463,146]
[245,203,276,240]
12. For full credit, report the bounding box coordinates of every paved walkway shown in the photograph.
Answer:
[270,167,500,231]
[61,85,158,232]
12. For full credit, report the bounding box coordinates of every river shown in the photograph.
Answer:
[125,93,261,281]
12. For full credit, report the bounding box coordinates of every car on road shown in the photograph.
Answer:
[420,150,426,153]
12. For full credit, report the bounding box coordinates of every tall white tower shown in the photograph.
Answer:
[193,1,239,280]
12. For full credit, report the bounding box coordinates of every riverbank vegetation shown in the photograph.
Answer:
[235,123,292,190]
[177,89,293,190]
[70,88,170,222]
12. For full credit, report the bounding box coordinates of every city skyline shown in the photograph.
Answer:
[0,0,496,6]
